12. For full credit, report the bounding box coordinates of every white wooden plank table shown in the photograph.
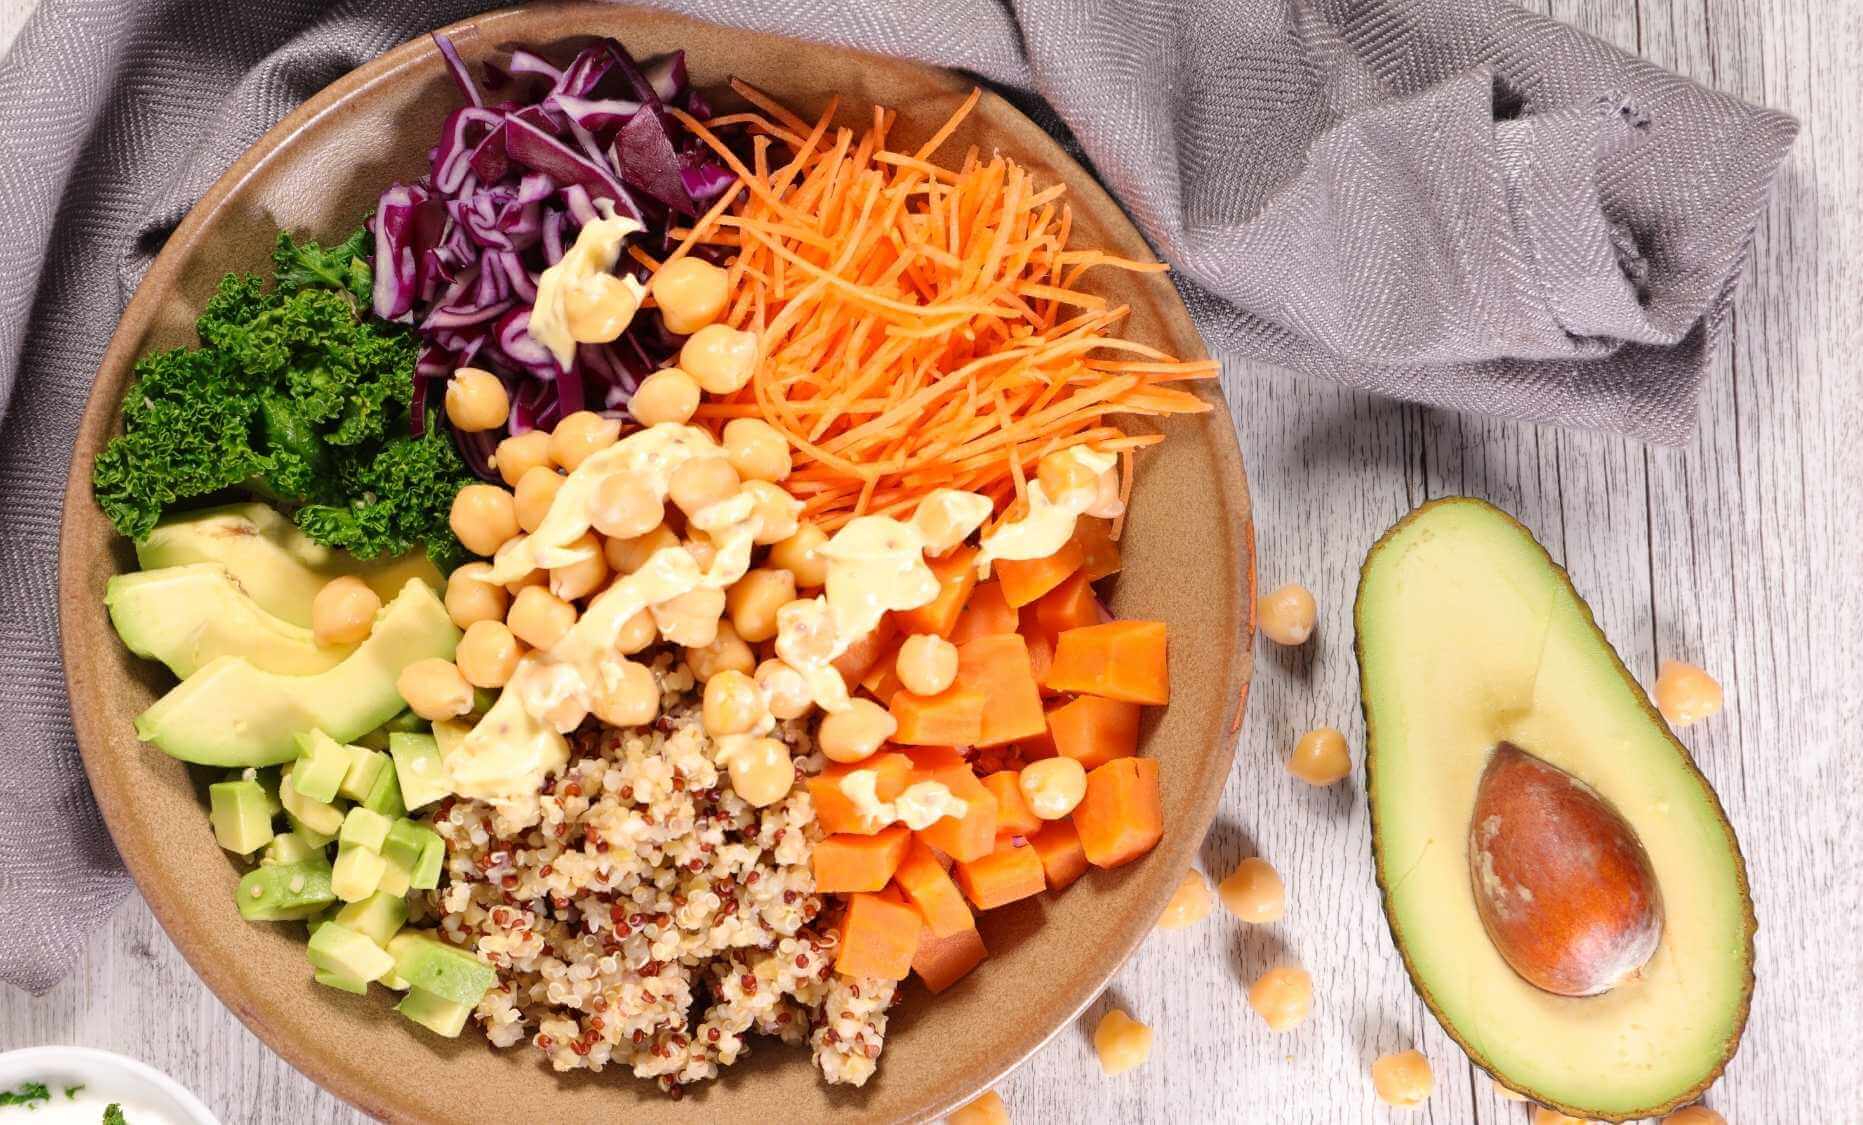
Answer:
[4,0,1858,1120]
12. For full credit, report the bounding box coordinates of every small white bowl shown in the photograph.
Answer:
[0,1047,219,1125]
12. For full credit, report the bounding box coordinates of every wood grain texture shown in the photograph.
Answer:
[4,0,1858,1121]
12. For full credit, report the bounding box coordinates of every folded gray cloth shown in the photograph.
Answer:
[0,0,1795,992]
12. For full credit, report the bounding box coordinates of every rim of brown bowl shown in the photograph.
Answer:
[58,5,1254,1122]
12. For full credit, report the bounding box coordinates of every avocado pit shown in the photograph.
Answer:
[1468,742,1663,997]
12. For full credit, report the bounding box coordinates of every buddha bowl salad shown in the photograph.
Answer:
[94,32,1215,1095]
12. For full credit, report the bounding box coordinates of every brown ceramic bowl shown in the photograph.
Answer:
[58,5,1254,1122]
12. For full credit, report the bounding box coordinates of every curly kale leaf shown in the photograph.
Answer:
[103,1104,128,1125]
[295,423,470,570]
[272,227,373,305]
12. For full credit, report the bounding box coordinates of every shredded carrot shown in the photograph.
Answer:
[673,88,1213,529]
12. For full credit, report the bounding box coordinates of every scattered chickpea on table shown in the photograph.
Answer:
[1257,581,1317,645]
[1092,1008,1153,1076]
[1286,726,1351,786]
[1370,1049,1434,1108]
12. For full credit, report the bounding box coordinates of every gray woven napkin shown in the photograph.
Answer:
[0,0,1795,992]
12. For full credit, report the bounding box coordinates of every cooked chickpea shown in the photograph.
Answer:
[506,585,577,650]
[727,736,795,807]
[653,587,725,648]
[455,620,524,688]
[629,367,700,426]
[444,367,510,433]
[1092,1008,1152,1076]
[444,562,510,629]
[549,533,609,602]
[503,566,547,596]
[818,697,897,763]
[1661,1108,1725,1125]
[948,1089,1009,1125]
[396,658,473,721]
[755,659,813,720]
[614,607,657,655]
[725,568,795,644]
[590,474,662,541]
[740,480,801,545]
[588,657,660,728]
[548,410,621,472]
[1246,965,1313,1032]
[1155,869,1214,930]
[311,575,380,646]
[564,272,642,343]
[1288,726,1352,786]
[687,620,756,683]
[494,429,553,487]
[702,669,764,737]
[605,525,678,574]
[1037,448,1098,502]
[1371,1050,1434,1108]
[669,457,740,520]
[680,323,758,395]
[1655,659,1723,727]
[650,257,730,335]
[1019,757,1087,819]
[684,535,718,571]
[450,484,520,557]
[722,417,791,482]
[512,466,565,533]
[895,633,958,696]
[1531,1110,1595,1125]
[769,522,829,588]
[1258,582,1317,645]
[1218,856,1286,923]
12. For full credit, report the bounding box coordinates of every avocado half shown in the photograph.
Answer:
[1354,498,1754,1120]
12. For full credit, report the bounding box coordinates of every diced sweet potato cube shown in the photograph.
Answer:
[913,924,986,993]
[836,892,921,980]
[981,770,1041,838]
[956,633,1046,746]
[909,756,998,863]
[1071,517,1123,581]
[895,547,980,637]
[1046,694,1142,770]
[894,838,975,938]
[954,837,1047,910]
[810,753,914,835]
[994,539,1084,608]
[832,615,898,687]
[1044,620,1169,704]
[813,825,912,893]
[1033,570,1107,635]
[948,580,1019,645]
[891,685,986,746]
[1073,758,1163,869]
[1030,819,1090,891]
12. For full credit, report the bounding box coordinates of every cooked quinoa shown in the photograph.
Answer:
[427,660,896,1094]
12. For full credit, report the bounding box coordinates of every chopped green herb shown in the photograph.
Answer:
[102,1106,127,1125]
[62,1086,83,1100]
[93,229,470,569]
[0,1082,49,1108]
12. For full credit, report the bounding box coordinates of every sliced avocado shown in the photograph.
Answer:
[291,731,352,804]
[307,920,395,983]
[278,762,346,837]
[313,969,370,995]
[236,856,334,922]
[387,931,497,1006]
[395,986,472,1038]
[106,563,352,678]
[389,732,450,811]
[362,761,407,818]
[338,745,390,802]
[331,845,387,903]
[338,807,391,853]
[1356,498,1753,1121]
[409,834,445,891]
[261,831,317,867]
[207,780,275,855]
[132,579,460,766]
[334,891,408,947]
[135,502,442,627]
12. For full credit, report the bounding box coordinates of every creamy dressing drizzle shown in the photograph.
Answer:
[528,202,645,370]
[443,431,1122,824]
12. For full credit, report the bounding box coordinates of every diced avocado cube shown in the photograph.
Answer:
[236,857,335,922]
[383,709,429,735]
[410,834,446,891]
[331,845,387,903]
[378,861,411,897]
[307,921,394,983]
[313,969,369,995]
[388,732,450,811]
[334,891,408,947]
[291,731,352,804]
[339,806,391,852]
[387,932,496,1006]
[279,762,346,836]
[381,819,428,874]
[287,813,336,849]
[337,745,390,802]
[208,780,276,855]
[395,986,472,1038]
[234,766,284,817]
[262,831,317,867]
[362,761,406,818]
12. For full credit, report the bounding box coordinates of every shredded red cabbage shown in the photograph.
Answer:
[371,33,736,478]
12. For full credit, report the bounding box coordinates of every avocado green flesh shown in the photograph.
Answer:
[107,563,353,677]
[133,580,460,766]
[1356,498,1753,1120]
[135,502,441,627]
